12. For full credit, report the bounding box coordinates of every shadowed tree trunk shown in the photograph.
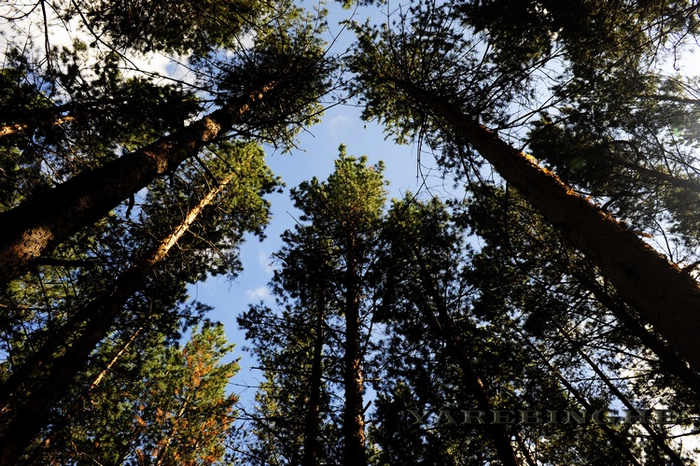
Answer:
[302,301,325,466]
[557,327,686,466]
[0,114,77,138]
[342,229,366,466]
[0,82,275,284]
[390,78,700,375]
[572,271,700,396]
[411,246,522,466]
[0,170,236,464]
[24,325,145,463]
[523,333,643,466]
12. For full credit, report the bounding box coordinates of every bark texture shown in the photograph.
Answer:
[0,83,274,284]
[397,80,700,375]
[342,231,366,466]
[0,171,235,464]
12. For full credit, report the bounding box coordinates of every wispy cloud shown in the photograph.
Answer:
[328,114,352,138]
[258,249,275,275]
[246,286,270,301]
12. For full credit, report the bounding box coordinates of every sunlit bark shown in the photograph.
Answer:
[393,78,700,375]
[0,170,236,464]
[0,83,275,284]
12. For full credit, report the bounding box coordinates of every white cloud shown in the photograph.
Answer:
[328,114,352,138]
[246,286,270,301]
[258,249,275,275]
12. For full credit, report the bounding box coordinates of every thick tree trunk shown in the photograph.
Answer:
[25,326,145,464]
[0,83,275,284]
[342,231,366,466]
[396,80,700,374]
[0,171,235,465]
[0,298,101,405]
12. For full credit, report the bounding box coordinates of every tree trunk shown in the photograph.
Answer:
[394,79,700,374]
[573,271,700,396]
[342,231,366,466]
[0,82,275,284]
[0,114,76,138]
[302,303,324,466]
[89,325,144,391]
[524,334,643,466]
[411,247,522,466]
[557,327,686,466]
[0,171,236,464]
[25,325,145,463]
[0,298,104,405]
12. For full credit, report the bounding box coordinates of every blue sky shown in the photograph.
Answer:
[0,0,443,411]
[189,93,451,407]
[183,2,463,408]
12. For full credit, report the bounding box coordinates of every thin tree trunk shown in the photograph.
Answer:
[411,246,522,466]
[0,97,91,139]
[557,327,686,465]
[0,171,236,465]
[393,78,700,374]
[523,334,643,466]
[0,82,275,284]
[0,114,77,138]
[0,95,185,140]
[89,326,144,390]
[342,230,366,466]
[302,303,325,466]
[573,271,700,396]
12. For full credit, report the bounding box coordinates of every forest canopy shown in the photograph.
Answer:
[2,0,700,464]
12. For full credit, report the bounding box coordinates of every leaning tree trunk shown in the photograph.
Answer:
[392,78,700,375]
[572,270,700,396]
[25,325,145,464]
[0,293,108,403]
[523,333,643,466]
[411,247,523,466]
[0,114,77,138]
[557,327,687,466]
[0,82,275,285]
[0,170,236,465]
[0,99,104,140]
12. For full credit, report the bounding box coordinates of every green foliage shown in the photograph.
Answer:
[4,0,700,462]
[0,0,334,462]
[370,192,672,464]
[237,147,387,464]
[457,0,700,77]
[76,0,263,56]
[34,324,239,465]
[213,2,335,150]
[292,145,387,232]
